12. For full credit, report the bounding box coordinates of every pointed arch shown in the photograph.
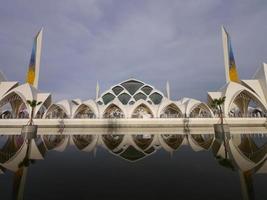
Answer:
[159,103,183,118]
[103,103,125,119]
[73,104,96,119]
[44,104,69,119]
[131,101,154,118]
[227,89,267,117]
[0,91,29,118]
[189,103,213,118]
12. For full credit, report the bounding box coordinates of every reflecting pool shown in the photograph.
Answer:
[0,128,267,200]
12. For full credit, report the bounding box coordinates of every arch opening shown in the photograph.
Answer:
[0,92,29,119]
[228,90,267,117]
[160,104,182,118]
[189,104,212,118]
[132,104,153,118]
[103,104,124,119]
[45,105,68,119]
[74,105,96,119]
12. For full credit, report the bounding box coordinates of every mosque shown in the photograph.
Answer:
[0,27,267,121]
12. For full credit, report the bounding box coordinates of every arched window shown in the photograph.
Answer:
[74,105,96,119]
[0,92,28,119]
[103,105,124,119]
[121,80,144,95]
[189,104,212,118]
[229,90,266,117]
[118,93,131,105]
[141,86,153,95]
[132,104,153,118]
[112,86,124,95]
[149,92,163,104]
[45,105,68,119]
[160,104,182,118]
[134,92,147,101]
[102,93,115,105]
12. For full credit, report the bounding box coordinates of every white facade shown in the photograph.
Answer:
[43,78,214,119]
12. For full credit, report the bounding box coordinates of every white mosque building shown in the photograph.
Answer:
[0,27,267,121]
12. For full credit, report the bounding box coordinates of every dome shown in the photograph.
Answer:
[96,79,165,106]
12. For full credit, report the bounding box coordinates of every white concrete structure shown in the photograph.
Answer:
[208,26,267,118]
[43,78,213,119]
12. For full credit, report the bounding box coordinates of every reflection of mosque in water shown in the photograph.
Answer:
[1,132,267,163]
[0,132,267,199]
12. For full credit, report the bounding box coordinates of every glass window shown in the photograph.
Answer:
[133,93,147,101]
[112,86,124,95]
[121,80,144,95]
[118,93,131,105]
[102,93,115,105]
[149,92,163,104]
[141,86,153,95]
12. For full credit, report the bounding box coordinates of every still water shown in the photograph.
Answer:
[0,127,266,200]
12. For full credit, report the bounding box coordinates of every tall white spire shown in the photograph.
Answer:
[96,81,100,100]
[222,26,230,83]
[26,27,43,89]
[221,25,239,83]
[166,81,170,99]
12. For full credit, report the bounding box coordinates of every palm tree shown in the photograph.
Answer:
[211,97,226,125]
[26,100,42,125]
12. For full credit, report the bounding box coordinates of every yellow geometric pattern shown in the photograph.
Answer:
[229,65,239,82]
[26,69,35,85]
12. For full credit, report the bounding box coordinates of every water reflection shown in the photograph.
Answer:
[0,129,266,200]
[212,133,267,200]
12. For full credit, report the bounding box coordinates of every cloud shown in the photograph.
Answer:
[0,0,266,102]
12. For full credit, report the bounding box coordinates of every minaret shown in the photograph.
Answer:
[26,28,43,89]
[166,81,170,99]
[96,81,100,100]
[221,26,239,83]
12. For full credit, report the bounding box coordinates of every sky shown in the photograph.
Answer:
[0,0,267,102]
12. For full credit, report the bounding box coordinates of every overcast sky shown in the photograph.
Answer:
[0,0,266,102]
